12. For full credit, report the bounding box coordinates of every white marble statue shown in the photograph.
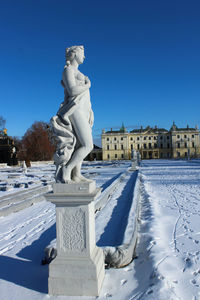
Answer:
[51,46,94,183]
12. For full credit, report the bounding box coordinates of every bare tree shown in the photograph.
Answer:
[19,121,55,161]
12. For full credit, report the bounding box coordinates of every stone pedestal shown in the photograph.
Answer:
[130,159,137,171]
[45,181,105,296]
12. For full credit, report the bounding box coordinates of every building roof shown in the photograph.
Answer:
[103,123,199,135]
[130,126,168,134]
[170,122,198,132]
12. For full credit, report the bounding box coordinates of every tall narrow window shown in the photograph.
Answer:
[114,145,117,150]
[121,144,123,150]
[107,145,109,150]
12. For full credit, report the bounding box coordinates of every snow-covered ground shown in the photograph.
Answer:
[0,159,200,300]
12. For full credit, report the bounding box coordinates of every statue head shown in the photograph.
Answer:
[65,45,84,66]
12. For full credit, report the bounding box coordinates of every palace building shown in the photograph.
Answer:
[101,122,200,160]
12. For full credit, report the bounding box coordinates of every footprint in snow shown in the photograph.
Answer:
[183,257,193,272]
[105,293,112,298]
[120,279,127,286]
[193,269,200,276]
[173,280,178,284]
[193,240,199,244]
[190,279,199,287]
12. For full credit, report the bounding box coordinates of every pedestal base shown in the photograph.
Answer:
[48,246,104,296]
[46,182,105,296]
[130,160,137,171]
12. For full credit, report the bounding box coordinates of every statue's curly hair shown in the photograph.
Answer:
[65,45,84,66]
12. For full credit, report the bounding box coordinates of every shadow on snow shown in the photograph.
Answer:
[97,171,138,247]
[0,223,56,293]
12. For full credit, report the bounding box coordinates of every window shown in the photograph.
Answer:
[167,153,171,158]
[137,144,140,150]
[184,135,187,138]
[114,145,117,150]
[130,137,133,141]
[177,135,180,139]
[114,137,117,141]
[177,152,180,157]
[107,154,110,159]
[121,137,123,141]
[154,136,157,140]
[160,143,163,149]
[160,153,163,158]
[143,151,147,158]
[185,142,187,148]
[149,143,152,149]
[115,154,117,158]
[107,138,109,141]
[107,145,109,150]
[167,136,170,140]
[192,142,195,148]
[178,143,180,148]
[121,154,124,159]
[185,152,188,157]
[192,135,195,138]
[121,144,123,150]
[160,136,163,140]
[144,143,147,149]
[149,137,151,140]
[154,143,157,148]
[144,137,146,140]
[137,137,140,141]
[131,144,133,150]
[167,143,170,148]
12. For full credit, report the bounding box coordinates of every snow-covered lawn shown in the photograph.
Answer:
[0,159,200,300]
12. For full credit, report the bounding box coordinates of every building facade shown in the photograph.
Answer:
[102,123,200,160]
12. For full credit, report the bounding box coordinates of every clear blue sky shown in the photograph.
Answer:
[0,0,200,145]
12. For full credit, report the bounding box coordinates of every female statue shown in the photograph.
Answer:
[51,46,94,183]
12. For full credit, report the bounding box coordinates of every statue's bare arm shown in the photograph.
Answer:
[63,67,91,97]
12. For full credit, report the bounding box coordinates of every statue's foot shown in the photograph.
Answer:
[72,174,93,183]
[62,168,72,183]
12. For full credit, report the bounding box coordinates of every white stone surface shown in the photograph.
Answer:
[53,181,96,194]
[45,183,105,296]
[51,45,94,183]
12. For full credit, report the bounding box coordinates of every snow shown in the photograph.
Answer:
[0,159,200,300]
